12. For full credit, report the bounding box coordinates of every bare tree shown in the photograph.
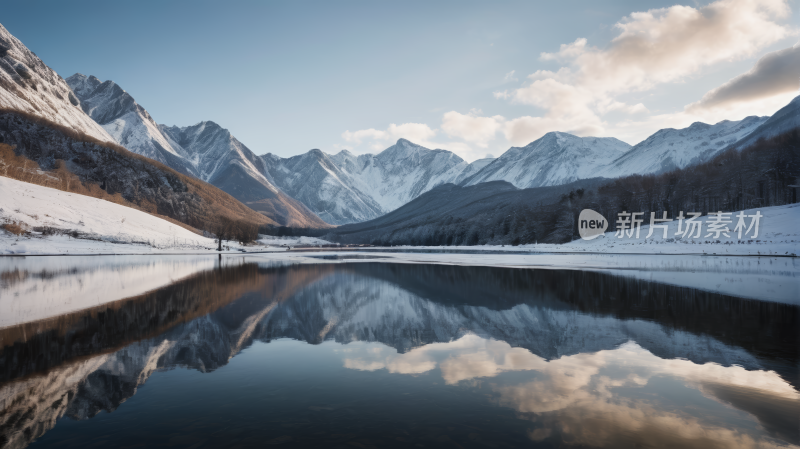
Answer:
[209,216,234,251]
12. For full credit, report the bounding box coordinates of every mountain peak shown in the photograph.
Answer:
[0,26,112,141]
[396,138,415,146]
[308,148,326,158]
[466,131,630,189]
[688,121,711,130]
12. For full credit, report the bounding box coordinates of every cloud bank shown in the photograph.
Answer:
[339,0,797,161]
[689,44,800,112]
[499,0,795,145]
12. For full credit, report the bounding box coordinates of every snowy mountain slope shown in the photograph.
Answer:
[262,139,470,224]
[161,123,327,227]
[65,74,328,228]
[462,132,630,188]
[0,176,214,252]
[66,74,197,176]
[729,95,800,151]
[0,112,276,231]
[0,24,112,142]
[262,149,384,225]
[600,116,769,178]
[158,121,274,192]
[357,139,468,211]
[454,157,495,184]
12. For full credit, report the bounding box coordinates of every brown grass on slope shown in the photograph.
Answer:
[0,108,274,230]
[0,143,202,235]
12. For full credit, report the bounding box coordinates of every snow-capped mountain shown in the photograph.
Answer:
[65,74,327,228]
[262,139,470,224]
[462,132,631,188]
[0,24,112,142]
[0,112,275,229]
[262,149,385,225]
[66,74,197,176]
[350,139,468,211]
[729,95,800,151]
[454,157,495,184]
[600,116,769,178]
[265,106,783,225]
[156,121,275,199]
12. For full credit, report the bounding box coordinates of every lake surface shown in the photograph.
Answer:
[0,255,798,448]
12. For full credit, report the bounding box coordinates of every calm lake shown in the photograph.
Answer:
[0,255,798,448]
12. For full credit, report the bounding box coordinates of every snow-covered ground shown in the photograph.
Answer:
[382,203,799,257]
[0,176,284,255]
[2,175,798,259]
[559,204,799,256]
[242,203,800,305]
[258,235,333,247]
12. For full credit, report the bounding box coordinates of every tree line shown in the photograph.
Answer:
[207,216,260,250]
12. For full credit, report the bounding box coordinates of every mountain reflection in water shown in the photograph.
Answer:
[0,259,797,449]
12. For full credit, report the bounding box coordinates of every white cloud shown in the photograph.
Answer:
[342,123,436,146]
[341,122,437,154]
[503,70,518,83]
[387,122,436,142]
[493,90,511,99]
[341,128,387,145]
[342,114,504,162]
[441,110,506,148]
[499,0,796,144]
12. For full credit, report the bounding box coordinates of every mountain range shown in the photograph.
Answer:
[599,116,768,177]
[260,113,773,224]
[65,74,326,228]
[327,95,800,245]
[461,133,631,188]
[1,22,795,229]
[261,139,474,224]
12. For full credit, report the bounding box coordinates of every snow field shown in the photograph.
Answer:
[561,203,800,256]
[0,176,215,251]
[382,204,800,257]
[258,235,333,247]
[0,176,286,255]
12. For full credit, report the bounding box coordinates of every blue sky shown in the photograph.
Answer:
[2,0,798,161]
